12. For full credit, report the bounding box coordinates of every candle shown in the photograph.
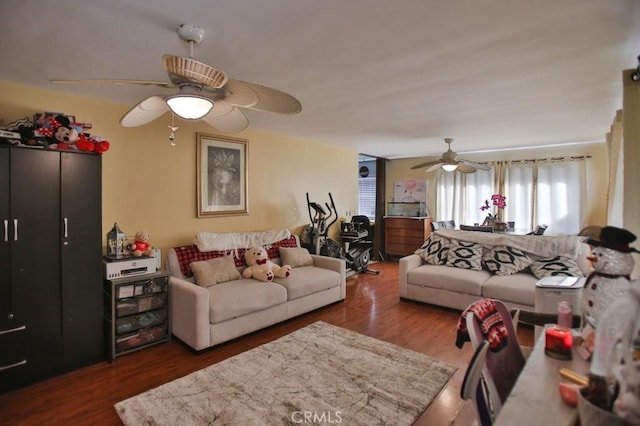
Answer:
[544,324,573,360]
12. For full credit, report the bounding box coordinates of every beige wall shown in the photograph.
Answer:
[0,81,358,263]
[386,142,609,228]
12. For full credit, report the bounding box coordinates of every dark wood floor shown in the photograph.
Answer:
[0,261,533,425]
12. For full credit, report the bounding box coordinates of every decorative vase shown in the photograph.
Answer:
[492,221,508,233]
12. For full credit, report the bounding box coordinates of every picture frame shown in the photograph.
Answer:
[196,133,248,217]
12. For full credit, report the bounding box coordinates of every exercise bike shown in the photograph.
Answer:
[302,193,379,275]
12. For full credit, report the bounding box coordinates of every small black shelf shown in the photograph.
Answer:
[103,270,170,361]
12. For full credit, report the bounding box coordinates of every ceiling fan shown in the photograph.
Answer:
[50,24,302,133]
[411,138,490,173]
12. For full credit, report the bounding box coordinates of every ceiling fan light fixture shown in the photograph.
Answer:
[442,163,458,172]
[166,95,213,119]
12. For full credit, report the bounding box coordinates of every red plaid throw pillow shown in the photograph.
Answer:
[174,236,299,278]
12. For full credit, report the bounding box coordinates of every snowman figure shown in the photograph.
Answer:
[580,226,638,330]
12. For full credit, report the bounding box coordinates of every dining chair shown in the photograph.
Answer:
[461,340,503,426]
[526,224,548,235]
[465,299,527,403]
[444,220,456,229]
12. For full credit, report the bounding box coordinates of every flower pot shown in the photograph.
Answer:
[492,221,508,233]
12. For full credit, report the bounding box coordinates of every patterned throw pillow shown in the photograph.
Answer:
[446,240,483,270]
[415,233,449,265]
[483,246,533,276]
[530,256,584,279]
[190,255,242,287]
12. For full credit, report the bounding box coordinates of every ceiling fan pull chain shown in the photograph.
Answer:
[168,113,179,147]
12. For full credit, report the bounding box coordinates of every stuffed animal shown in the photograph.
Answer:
[128,231,154,257]
[37,115,78,149]
[36,115,110,154]
[242,246,292,282]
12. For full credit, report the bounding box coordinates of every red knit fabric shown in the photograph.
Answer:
[456,298,509,352]
[174,236,299,278]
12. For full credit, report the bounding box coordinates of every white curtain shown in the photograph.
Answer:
[437,159,586,235]
[436,168,494,226]
[504,164,534,232]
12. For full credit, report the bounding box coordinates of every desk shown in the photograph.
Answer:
[495,332,590,425]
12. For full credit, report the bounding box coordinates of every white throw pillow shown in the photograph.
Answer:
[190,255,242,287]
[279,247,314,268]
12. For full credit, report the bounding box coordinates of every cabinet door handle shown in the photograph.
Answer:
[3,219,7,242]
[0,325,26,335]
[63,218,68,238]
[0,359,27,372]
[13,219,18,241]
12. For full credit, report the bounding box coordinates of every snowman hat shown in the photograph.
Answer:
[586,226,639,253]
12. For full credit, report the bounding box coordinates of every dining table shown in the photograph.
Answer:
[494,330,591,425]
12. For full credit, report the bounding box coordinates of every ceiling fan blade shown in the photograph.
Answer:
[459,159,490,171]
[50,79,172,88]
[411,159,442,170]
[224,79,301,114]
[201,102,249,133]
[119,96,170,127]
[425,162,444,173]
[219,80,259,108]
[456,163,477,173]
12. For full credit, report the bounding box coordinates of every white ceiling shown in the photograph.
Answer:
[1,0,638,159]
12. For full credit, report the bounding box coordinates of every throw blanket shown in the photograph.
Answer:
[195,228,291,252]
[456,299,508,352]
[436,229,580,259]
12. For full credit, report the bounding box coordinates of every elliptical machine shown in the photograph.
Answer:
[302,193,378,275]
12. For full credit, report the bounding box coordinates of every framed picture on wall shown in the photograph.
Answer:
[196,133,248,217]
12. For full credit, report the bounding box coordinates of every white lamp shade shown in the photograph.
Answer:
[442,163,458,171]
[166,95,213,119]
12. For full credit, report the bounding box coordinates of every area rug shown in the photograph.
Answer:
[115,321,456,425]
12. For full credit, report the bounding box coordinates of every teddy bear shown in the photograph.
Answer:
[242,246,292,282]
[128,231,155,257]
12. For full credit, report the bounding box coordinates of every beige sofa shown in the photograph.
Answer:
[399,229,591,311]
[166,229,346,351]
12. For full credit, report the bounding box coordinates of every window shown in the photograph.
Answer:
[358,158,376,220]
[436,159,586,235]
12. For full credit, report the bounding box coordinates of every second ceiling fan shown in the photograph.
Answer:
[411,138,490,173]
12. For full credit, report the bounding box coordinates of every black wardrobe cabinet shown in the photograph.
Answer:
[0,146,104,393]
